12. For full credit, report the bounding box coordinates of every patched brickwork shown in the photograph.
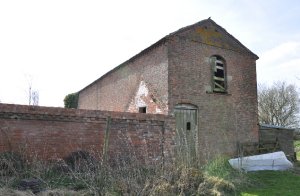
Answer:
[0,104,175,164]
[127,80,165,114]
[78,43,169,114]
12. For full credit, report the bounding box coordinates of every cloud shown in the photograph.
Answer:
[259,42,300,65]
[257,41,300,85]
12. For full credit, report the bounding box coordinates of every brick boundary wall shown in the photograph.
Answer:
[0,103,175,165]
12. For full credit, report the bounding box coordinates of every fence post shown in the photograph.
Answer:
[102,116,111,164]
[161,121,165,169]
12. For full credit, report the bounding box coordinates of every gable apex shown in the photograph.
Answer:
[169,18,258,59]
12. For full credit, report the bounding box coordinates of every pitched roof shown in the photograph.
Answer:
[79,18,258,93]
[260,123,295,131]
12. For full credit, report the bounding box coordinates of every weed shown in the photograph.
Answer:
[0,152,24,176]
[0,127,246,195]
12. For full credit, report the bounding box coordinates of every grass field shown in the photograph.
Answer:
[241,170,300,196]
[240,140,300,196]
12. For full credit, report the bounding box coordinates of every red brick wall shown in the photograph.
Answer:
[77,19,259,161]
[78,43,169,114]
[167,23,259,161]
[0,104,175,164]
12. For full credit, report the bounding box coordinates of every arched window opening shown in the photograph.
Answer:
[210,56,227,93]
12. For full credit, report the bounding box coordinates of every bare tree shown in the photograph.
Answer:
[28,84,32,105]
[258,81,299,128]
[25,74,39,106]
[31,90,39,106]
[28,87,39,106]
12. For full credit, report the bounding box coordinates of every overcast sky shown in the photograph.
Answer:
[0,0,299,107]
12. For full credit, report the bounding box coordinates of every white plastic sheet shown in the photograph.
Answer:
[229,151,293,171]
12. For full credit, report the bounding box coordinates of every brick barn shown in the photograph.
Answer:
[78,18,259,159]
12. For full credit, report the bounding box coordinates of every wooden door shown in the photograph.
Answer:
[174,104,198,166]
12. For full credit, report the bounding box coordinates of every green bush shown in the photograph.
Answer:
[63,93,79,109]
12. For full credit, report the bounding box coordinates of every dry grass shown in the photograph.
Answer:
[0,150,242,195]
[0,188,92,196]
[0,188,34,196]
[0,128,245,195]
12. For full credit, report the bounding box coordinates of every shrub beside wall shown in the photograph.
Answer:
[64,92,79,109]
